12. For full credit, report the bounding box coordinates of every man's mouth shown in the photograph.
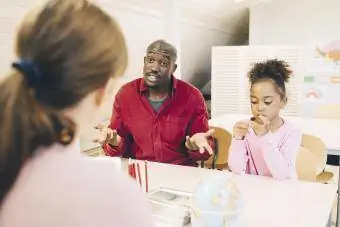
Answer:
[146,73,160,82]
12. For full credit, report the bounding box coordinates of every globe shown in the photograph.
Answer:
[191,173,243,227]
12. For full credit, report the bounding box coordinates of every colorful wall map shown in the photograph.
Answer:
[301,40,340,118]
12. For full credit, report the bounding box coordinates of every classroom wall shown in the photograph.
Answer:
[249,0,340,45]
[0,0,248,84]
[97,0,249,88]
[249,0,340,120]
[0,0,249,120]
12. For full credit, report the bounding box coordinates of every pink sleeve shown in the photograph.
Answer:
[228,138,249,174]
[258,128,302,180]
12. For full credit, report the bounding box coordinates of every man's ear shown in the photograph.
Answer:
[172,64,177,74]
[144,56,147,63]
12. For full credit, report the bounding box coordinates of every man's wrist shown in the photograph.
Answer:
[185,144,194,151]
[108,142,117,147]
[108,138,119,147]
[108,136,121,147]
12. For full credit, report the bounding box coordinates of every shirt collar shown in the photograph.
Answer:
[140,75,177,96]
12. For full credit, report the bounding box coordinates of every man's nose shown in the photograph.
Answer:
[150,61,160,71]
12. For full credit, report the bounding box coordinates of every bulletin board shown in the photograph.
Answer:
[301,40,340,118]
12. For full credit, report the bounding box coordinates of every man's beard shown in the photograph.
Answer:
[144,77,172,91]
[144,79,160,89]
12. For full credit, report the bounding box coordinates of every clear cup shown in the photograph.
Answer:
[149,199,190,227]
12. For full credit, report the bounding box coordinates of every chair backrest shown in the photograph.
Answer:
[296,146,317,182]
[204,126,232,167]
[301,134,327,175]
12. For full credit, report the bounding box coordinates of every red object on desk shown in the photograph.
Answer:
[145,161,149,193]
[128,160,136,180]
[132,163,136,179]
[136,162,142,187]
[128,159,149,193]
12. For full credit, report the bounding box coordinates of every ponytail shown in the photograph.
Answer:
[0,71,75,202]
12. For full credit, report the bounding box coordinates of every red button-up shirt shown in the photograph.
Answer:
[103,76,213,166]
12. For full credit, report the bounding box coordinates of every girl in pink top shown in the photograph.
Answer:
[228,59,302,180]
[0,1,153,227]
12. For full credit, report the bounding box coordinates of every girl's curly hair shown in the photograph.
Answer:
[248,59,293,99]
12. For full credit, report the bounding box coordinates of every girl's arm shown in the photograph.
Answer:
[259,127,302,180]
[228,138,249,174]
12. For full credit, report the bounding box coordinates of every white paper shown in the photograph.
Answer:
[85,156,122,170]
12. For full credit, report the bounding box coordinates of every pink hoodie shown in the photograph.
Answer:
[0,140,154,227]
[228,119,302,180]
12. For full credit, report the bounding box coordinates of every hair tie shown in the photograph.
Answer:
[12,59,41,87]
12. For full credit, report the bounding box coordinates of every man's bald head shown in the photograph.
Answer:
[143,39,178,90]
[146,39,177,62]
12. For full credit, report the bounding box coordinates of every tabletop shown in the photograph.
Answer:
[89,157,337,227]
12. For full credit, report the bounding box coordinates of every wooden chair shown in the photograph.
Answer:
[201,126,232,170]
[301,134,333,183]
[296,146,317,181]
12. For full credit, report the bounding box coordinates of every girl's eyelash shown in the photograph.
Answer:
[250,101,272,104]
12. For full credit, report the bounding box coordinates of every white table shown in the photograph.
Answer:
[87,157,336,227]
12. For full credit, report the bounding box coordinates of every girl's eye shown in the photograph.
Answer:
[264,102,272,105]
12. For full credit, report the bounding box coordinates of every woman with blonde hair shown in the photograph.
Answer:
[0,1,153,226]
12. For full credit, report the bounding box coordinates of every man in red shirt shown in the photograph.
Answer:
[98,39,214,166]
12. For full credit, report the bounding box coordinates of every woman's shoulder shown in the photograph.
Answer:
[0,147,153,227]
[50,154,154,226]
